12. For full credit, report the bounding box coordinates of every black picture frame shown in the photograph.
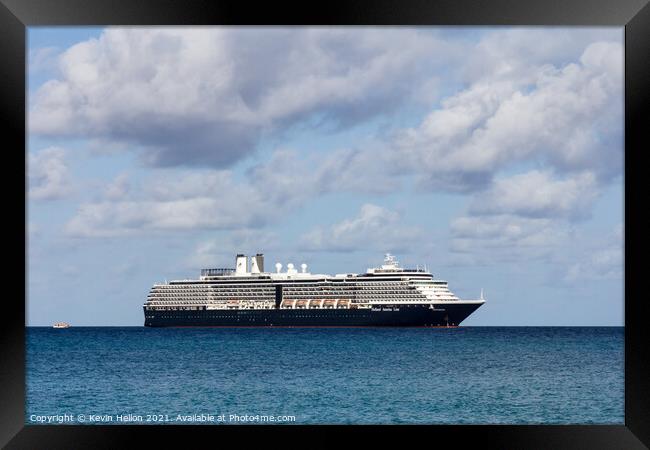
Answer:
[3,0,648,448]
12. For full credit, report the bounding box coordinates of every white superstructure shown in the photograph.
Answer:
[144,253,485,312]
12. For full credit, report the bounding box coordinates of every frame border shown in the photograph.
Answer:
[3,0,648,448]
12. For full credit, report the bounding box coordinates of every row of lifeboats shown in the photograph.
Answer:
[218,298,357,309]
[281,299,350,309]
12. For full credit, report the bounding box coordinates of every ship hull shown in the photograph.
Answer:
[144,303,483,327]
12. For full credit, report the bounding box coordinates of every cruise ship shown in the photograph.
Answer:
[143,253,485,327]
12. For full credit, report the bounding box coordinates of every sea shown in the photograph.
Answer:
[26,327,624,425]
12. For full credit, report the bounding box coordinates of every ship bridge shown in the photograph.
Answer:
[365,253,432,276]
[200,268,235,278]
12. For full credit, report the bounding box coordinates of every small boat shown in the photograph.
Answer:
[52,322,70,329]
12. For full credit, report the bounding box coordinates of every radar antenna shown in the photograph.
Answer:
[383,253,399,267]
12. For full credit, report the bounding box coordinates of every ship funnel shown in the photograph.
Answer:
[251,254,264,274]
[301,263,307,273]
[275,262,282,273]
[235,254,248,275]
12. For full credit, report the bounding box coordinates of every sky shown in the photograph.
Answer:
[26,26,624,326]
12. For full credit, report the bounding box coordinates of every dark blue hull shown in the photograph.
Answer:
[144,303,483,327]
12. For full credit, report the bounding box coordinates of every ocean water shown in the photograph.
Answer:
[26,327,624,425]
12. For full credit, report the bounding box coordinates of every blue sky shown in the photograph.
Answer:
[27,26,624,326]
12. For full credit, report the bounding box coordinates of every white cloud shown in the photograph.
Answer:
[228,229,280,253]
[244,149,319,207]
[185,230,279,270]
[563,224,623,282]
[28,46,61,74]
[185,240,232,270]
[564,247,622,282]
[299,203,424,253]
[65,150,419,238]
[389,40,623,192]
[103,172,130,200]
[30,27,459,168]
[309,145,402,194]
[63,163,310,237]
[468,170,599,221]
[461,28,621,84]
[63,141,411,238]
[433,38,622,264]
[245,146,402,201]
[449,214,570,262]
[51,28,623,272]
[28,147,72,201]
